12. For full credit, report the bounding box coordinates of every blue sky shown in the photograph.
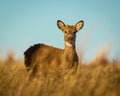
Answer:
[0,0,120,61]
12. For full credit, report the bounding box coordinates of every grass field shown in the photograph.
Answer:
[0,54,120,96]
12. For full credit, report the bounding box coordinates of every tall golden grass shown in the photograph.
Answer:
[0,52,120,96]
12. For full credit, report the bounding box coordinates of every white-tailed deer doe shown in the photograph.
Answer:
[24,20,84,74]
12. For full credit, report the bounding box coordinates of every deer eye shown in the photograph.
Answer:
[73,31,76,34]
[64,31,68,34]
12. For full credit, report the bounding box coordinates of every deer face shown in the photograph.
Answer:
[57,20,84,46]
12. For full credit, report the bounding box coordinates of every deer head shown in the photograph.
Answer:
[57,20,84,47]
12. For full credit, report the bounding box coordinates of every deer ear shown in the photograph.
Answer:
[75,20,84,32]
[57,20,65,31]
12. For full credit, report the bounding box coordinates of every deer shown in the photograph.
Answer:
[24,20,84,75]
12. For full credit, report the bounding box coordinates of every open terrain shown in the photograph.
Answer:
[0,56,120,96]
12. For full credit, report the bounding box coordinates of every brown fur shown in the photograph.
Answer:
[24,20,84,74]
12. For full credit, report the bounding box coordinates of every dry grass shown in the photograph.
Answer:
[0,58,120,96]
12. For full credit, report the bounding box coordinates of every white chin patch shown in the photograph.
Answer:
[65,41,72,47]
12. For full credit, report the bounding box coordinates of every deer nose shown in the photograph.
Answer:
[68,35,73,39]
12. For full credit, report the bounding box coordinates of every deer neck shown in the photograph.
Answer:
[64,41,76,55]
[63,41,77,68]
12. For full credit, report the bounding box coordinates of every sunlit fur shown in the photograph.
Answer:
[24,20,84,74]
